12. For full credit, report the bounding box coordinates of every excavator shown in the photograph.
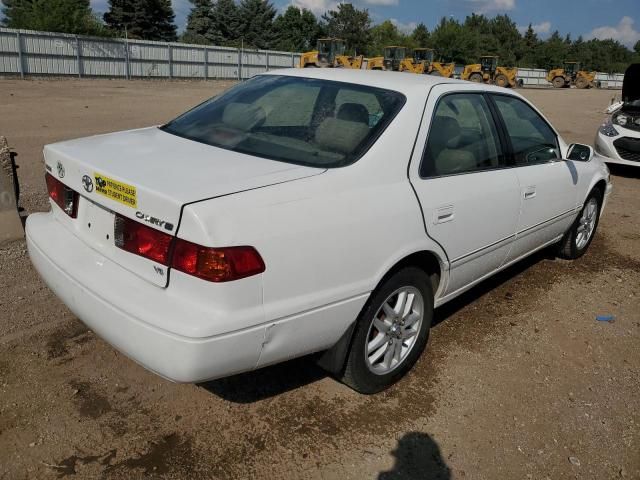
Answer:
[461,55,517,88]
[398,48,455,77]
[367,46,406,71]
[298,38,364,69]
[546,61,597,89]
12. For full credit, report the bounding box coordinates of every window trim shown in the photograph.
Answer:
[487,92,562,167]
[418,91,510,179]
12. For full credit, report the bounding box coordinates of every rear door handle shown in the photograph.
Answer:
[434,205,454,224]
[523,186,537,199]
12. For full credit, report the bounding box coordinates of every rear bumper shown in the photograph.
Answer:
[26,212,265,383]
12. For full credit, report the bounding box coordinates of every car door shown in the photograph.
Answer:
[489,94,578,262]
[409,87,521,298]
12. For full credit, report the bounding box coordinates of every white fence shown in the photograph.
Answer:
[0,27,302,80]
[517,67,623,89]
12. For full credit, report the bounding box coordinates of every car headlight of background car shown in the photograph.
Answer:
[599,119,619,137]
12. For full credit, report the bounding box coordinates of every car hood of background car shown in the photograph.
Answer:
[622,63,640,108]
[44,126,326,227]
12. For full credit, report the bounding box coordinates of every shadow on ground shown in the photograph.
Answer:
[378,432,451,480]
[608,164,640,179]
[200,248,554,403]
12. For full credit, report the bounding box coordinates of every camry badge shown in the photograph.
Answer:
[56,161,65,178]
[82,175,94,193]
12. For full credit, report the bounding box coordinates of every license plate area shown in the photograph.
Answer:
[78,197,116,249]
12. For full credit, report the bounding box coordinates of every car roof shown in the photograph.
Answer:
[262,68,467,96]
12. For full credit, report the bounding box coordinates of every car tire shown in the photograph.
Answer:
[557,189,602,260]
[340,267,433,394]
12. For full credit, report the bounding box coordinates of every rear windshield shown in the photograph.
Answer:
[161,75,406,168]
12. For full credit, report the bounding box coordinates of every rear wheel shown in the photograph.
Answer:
[557,189,601,259]
[340,267,433,394]
[495,74,509,88]
[552,76,566,88]
[469,73,484,83]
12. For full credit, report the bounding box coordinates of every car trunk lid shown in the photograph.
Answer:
[44,127,324,287]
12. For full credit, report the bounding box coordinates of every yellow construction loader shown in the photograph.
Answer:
[367,46,406,71]
[546,62,597,89]
[399,48,455,77]
[461,55,518,88]
[298,38,364,69]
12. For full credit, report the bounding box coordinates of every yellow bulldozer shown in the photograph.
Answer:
[461,55,518,88]
[398,48,455,77]
[546,62,597,89]
[298,38,364,69]
[367,46,406,71]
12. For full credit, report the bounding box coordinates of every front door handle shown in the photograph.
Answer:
[434,205,455,224]
[523,186,537,200]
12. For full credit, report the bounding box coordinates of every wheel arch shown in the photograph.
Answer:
[316,249,446,376]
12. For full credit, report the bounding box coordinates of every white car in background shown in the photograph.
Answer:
[26,69,611,394]
[596,63,640,166]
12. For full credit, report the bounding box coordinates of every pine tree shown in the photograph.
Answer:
[322,3,371,56]
[2,0,104,35]
[237,0,277,49]
[183,0,215,45]
[273,6,320,52]
[411,23,430,48]
[104,0,177,42]
[211,0,240,46]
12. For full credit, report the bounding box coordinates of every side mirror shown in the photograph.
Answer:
[567,143,594,162]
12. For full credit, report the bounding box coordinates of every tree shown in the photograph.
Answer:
[182,0,215,45]
[273,6,320,52]
[211,0,240,46]
[635,40,640,55]
[104,0,177,42]
[520,24,539,67]
[236,0,277,49]
[2,0,105,35]
[431,17,477,64]
[369,20,402,56]
[322,3,371,56]
[411,23,430,48]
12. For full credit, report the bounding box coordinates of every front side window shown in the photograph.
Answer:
[421,93,504,177]
[162,75,405,168]
[491,95,559,165]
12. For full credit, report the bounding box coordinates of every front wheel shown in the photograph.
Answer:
[340,267,433,394]
[469,73,484,83]
[552,76,566,88]
[557,189,601,259]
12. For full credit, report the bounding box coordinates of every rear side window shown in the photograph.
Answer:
[491,95,559,165]
[162,75,405,168]
[421,93,504,177]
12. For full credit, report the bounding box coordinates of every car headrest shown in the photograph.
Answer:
[315,118,369,155]
[222,103,266,131]
[337,103,370,125]
[431,115,462,149]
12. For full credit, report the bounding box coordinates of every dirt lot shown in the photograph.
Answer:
[0,78,639,480]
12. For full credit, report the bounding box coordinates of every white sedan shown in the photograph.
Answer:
[26,69,612,393]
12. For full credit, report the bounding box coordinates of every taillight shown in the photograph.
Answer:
[172,239,265,282]
[113,213,265,282]
[114,214,172,265]
[45,173,78,218]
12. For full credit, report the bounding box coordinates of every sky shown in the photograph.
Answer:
[19,0,640,48]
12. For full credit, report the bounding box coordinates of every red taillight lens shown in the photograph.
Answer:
[114,213,265,281]
[45,173,78,218]
[114,214,172,265]
[172,239,265,282]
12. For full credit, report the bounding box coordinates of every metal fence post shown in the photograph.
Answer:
[265,51,269,72]
[237,48,242,80]
[168,44,173,78]
[76,35,82,78]
[16,31,24,79]
[203,47,208,79]
[124,39,130,79]
[291,52,294,68]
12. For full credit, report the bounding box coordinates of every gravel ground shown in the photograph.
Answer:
[0,78,638,480]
